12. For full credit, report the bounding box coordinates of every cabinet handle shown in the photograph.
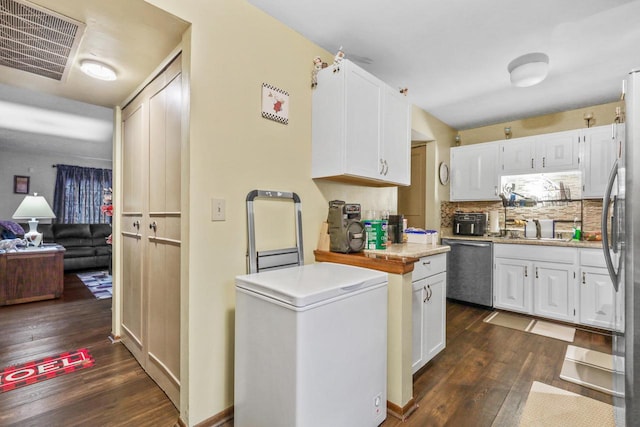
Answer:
[495,186,498,196]
[428,285,433,301]
[535,267,539,279]
[531,158,534,169]
[383,160,389,176]
[133,220,140,230]
[582,272,586,284]
[543,157,546,168]
[525,266,528,277]
[423,260,431,266]
[149,221,157,232]
[423,286,428,303]
[379,159,385,175]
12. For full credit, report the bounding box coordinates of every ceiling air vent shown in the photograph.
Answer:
[0,0,85,81]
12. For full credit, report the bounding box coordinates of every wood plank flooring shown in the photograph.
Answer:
[380,302,613,427]
[0,275,613,426]
[0,273,179,427]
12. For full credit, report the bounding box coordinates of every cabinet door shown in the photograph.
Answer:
[380,86,410,185]
[411,278,426,374]
[500,137,535,174]
[494,258,532,314]
[580,267,616,329]
[536,130,579,171]
[425,272,446,361]
[533,262,575,322]
[450,143,500,201]
[581,125,618,198]
[345,64,382,180]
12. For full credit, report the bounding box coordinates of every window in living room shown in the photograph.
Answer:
[52,164,113,223]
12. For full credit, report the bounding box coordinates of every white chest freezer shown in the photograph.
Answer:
[234,262,388,427]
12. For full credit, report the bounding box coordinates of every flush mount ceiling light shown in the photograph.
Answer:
[80,59,117,81]
[507,52,549,88]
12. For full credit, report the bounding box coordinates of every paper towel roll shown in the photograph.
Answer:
[489,210,500,233]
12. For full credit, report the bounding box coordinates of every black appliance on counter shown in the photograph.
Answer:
[453,212,487,236]
[327,200,366,253]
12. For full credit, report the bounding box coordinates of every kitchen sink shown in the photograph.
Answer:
[519,237,573,242]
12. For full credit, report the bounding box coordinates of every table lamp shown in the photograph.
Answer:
[12,193,56,247]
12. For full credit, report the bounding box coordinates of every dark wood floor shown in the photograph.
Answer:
[381,302,613,427]
[0,273,179,427]
[0,275,612,427]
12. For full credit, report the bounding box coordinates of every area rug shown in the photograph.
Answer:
[77,271,112,299]
[1,348,94,393]
[529,320,576,342]
[484,311,575,342]
[560,345,621,397]
[519,381,615,426]
[484,311,535,331]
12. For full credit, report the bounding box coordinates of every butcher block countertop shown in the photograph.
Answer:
[313,244,450,275]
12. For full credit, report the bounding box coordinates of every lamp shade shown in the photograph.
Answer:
[12,194,56,220]
[508,52,549,88]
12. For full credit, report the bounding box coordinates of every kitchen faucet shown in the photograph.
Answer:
[533,219,541,239]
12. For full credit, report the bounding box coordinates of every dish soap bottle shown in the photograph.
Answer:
[572,218,581,241]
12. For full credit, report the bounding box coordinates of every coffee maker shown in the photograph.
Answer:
[327,200,366,253]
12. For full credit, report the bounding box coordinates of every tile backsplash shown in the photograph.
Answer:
[441,171,606,236]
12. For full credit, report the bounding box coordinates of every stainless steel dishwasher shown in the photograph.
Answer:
[441,238,493,307]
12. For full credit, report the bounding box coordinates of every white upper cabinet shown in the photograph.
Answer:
[500,136,536,174]
[450,142,500,201]
[537,130,580,171]
[312,59,410,186]
[580,124,622,198]
[500,130,579,175]
[380,85,411,185]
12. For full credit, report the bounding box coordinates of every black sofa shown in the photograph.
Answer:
[1,222,112,272]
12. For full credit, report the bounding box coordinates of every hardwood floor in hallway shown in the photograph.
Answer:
[0,273,179,427]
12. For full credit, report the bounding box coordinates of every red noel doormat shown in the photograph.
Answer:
[0,348,94,392]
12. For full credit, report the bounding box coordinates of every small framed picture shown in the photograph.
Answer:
[14,175,30,194]
[261,83,289,125]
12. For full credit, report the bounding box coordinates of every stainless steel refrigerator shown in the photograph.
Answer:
[603,68,640,426]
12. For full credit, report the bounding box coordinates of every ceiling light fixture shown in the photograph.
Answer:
[507,52,549,88]
[80,60,117,81]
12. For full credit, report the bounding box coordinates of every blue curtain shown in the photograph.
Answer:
[53,164,113,224]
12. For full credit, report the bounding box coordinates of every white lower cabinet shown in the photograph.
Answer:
[579,248,622,331]
[494,258,532,314]
[411,254,447,374]
[533,262,575,322]
[492,244,622,331]
[494,245,577,323]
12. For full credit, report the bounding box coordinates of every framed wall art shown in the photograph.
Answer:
[14,175,30,194]
[261,83,289,125]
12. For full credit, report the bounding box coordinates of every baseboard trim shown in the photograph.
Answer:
[387,398,417,421]
[194,406,234,427]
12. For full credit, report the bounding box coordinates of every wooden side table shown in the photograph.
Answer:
[0,246,65,305]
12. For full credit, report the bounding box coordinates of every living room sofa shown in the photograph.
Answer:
[0,222,112,272]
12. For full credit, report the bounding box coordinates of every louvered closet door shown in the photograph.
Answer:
[120,54,182,409]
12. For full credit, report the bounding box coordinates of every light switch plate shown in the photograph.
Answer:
[212,198,225,221]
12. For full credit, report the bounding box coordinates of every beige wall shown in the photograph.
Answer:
[144,1,396,424]
[458,100,624,145]
[410,106,457,231]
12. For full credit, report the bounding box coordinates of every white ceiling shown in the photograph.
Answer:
[248,0,640,130]
[0,0,188,161]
